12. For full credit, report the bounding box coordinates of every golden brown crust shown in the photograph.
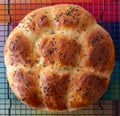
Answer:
[82,25,115,72]
[10,69,43,108]
[54,5,81,27]
[8,32,37,66]
[28,13,50,32]
[41,72,70,111]
[4,4,115,112]
[53,4,96,29]
[69,72,107,108]
[39,35,80,66]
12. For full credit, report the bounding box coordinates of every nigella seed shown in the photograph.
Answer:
[45,94,49,97]
[28,71,32,75]
[49,50,52,54]
[51,32,55,34]
[21,99,25,101]
[59,52,63,56]
[36,60,39,63]
[47,87,50,91]
[63,55,66,58]
[50,41,53,44]
[64,67,69,70]
[33,92,36,98]
[68,42,70,45]
[77,87,82,91]
[66,11,70,15]
[43,64,46,67]
[72,16,75,19]
[52,61,55,64]
[20,75,24,78]
[48,57,51,61]
[16,35,20,38]
[38,75,40,79]
[43,86,47,89]
[72,54,75,57]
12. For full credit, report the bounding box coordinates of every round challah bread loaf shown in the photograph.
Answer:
[4,4,115,112]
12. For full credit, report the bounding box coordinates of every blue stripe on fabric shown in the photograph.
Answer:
[103,22,120,61]
[111,61,120,80]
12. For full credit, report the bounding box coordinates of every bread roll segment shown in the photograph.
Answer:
[4,4,115,112]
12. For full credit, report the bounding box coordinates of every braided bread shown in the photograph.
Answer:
[4,4,115,112]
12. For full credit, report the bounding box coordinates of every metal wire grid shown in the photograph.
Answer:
[0,0,120,116]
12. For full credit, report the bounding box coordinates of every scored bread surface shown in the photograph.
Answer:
[4,4,115,112]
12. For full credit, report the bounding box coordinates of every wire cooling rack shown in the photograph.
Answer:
[0,0,120,116]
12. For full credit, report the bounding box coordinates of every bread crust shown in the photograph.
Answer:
[4,4,115,112]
